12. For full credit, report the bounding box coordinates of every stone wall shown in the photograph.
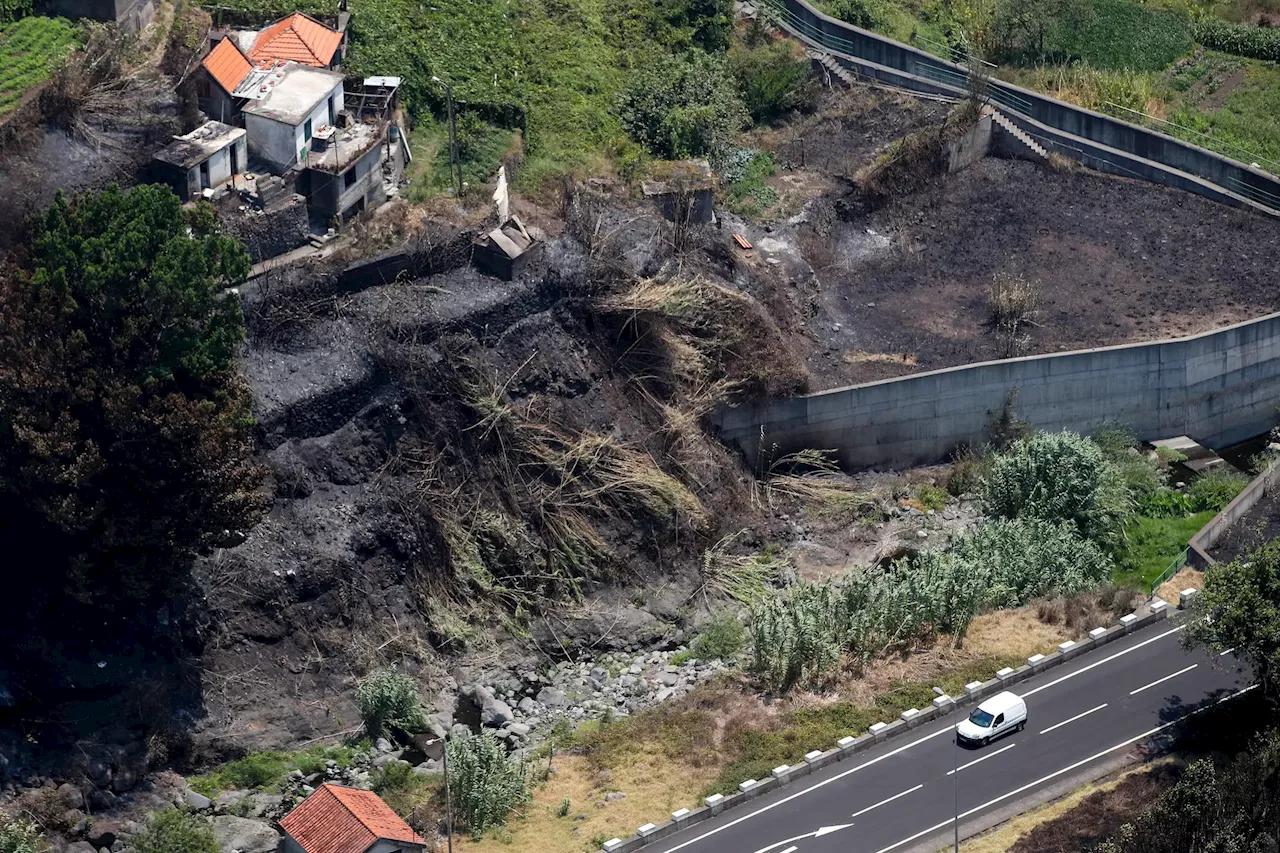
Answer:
[712,312,1280,471]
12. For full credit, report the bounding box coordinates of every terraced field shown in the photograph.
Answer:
[0,16,79,119]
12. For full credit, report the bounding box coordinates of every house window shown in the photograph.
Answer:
[344,168,357,189]
[304,118,313,141]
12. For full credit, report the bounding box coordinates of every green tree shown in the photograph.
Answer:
[981,430,1130,547]
[1186,540,1280,700]
[0,185,263,687]
[447,730,531,839]
[355,669,428,738]
[617,50,748,160]
[131,810,219,853]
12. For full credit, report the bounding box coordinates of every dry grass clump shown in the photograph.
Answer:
[1156,567,1202,606]
[856,124,948,207]
[988,272,1042,358]
[1032,585,1142,638]
[700,530,792,604]
[381,357,707,605]
[756,448,883,522]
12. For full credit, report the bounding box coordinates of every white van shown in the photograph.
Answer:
[956,691,1027,746]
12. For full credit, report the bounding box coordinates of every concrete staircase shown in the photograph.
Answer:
[990,109,1049,161]
[807,49,857,87]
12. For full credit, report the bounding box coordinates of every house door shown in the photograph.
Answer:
[229,144,239,177]
[199,161,210,190]
[328,95,336,125]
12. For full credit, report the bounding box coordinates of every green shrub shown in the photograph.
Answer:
[729,40,817,124]
[692,612,748,660]
[915,484,948,511]
[723,150,779,215]
[356,670,428,740]
[0,819,42,853]
[616,50,748,160]
[1193,18,1280,62]
[1187,468,1248,512]
[1139,488,1195,518]
[447,730,532,839]
[981,430,1131,547]
[946,446,985,496]
[132,810,219,853]
[189,744,360,795]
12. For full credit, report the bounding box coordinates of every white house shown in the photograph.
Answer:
[241,64,345,173]
[151,121,248,201]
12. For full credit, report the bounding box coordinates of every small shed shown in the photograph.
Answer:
[641,159,715,224]
[473,215,541,280]
[152,121,248,202]
[280,783,425,853]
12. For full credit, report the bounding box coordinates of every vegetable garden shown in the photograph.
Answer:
[0,16,78,119]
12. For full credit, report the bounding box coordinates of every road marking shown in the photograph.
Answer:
[1021,624,1185,698]
[1129,664,1198,695]
[1220,647,1236,656]
[868,684,1258,853]
[947,743,1015,775]
[1039,704,1108,735]
[746,825,853,853]
[649,729,950,853]
[851,784,923,817]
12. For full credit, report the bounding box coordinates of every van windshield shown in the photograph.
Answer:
[969,709,995,727]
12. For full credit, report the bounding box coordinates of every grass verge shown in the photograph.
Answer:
[188,743,365,796]
[1114,511,1215,591]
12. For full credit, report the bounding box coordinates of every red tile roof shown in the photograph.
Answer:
[202,37,253,95]
[280,783,424,853]
[249,13,343,68]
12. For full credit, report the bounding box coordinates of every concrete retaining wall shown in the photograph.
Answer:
[1188,459,1280,567]
[764,0,1280,214]
[712,312,1280,471]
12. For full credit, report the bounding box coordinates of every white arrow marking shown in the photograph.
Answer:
[749,824,854,853]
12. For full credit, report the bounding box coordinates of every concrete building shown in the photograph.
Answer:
[193,14,345,125]
[241,65,345,173]
[151,121,247,201]
[302,119,388,220]
[45,0,155,31]
[280,783,424,853]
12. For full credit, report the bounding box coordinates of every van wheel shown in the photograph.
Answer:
[1017,721,1026,732]
[981,736,990,746]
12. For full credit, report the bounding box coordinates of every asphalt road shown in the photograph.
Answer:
[651,622,1252,853]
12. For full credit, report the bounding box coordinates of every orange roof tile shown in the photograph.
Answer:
[202,37,253,95]
[249,12,343,68]
[280,783,424,853]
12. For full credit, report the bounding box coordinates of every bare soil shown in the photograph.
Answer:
[748,155,1280,389]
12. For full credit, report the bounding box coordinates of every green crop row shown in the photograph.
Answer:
[0,15,79,118]
[1193,18,1280,62]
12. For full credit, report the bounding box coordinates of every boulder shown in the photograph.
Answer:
[211,816,280,853]
[111,766,139,794]
[57,782,85,810]
[517,697,537,715]
[65,843,97,853]
[245,792,284,819]
[87,789,117,811]
[481,697,513,728]
[184,789,213,810]
[536,687,566,708]
[214,790,250,811]
[374,738,393,753]
[506,723,531,738]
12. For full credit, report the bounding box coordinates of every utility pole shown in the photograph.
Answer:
[934,686,958,853]
[433,75,460,197]
[423,735,453,853]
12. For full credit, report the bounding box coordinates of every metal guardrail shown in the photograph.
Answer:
[1150,546,1190,597]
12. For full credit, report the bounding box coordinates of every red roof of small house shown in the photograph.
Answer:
[202,36,253,95]
[280,783,423,853]
[249,12,343,68]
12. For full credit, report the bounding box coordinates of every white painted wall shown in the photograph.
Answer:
[179,136,247,197]
[245,82,344,172]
